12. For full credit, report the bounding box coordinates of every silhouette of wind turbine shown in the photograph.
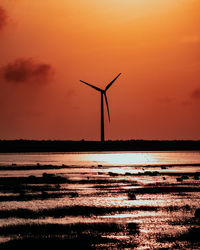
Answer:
[80,73,121,142]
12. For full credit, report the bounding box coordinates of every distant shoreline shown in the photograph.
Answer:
[0,140,200,153]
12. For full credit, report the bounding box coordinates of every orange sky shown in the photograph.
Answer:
[0,0,199,140]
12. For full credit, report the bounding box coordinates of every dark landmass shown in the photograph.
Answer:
[0,140,200,152]
[0,222,139,249]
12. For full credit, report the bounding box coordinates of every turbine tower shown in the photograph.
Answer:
[80,73,121,142]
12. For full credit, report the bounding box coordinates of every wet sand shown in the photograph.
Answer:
[0,163,200,249]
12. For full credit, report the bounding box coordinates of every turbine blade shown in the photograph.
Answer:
[105,73,121,91]
[80,80,102,92]
[104,92,110,122]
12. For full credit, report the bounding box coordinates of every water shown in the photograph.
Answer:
[0,151,200,166]
[0,151,200,248]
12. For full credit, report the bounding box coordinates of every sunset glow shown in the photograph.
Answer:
[0,0,199,140]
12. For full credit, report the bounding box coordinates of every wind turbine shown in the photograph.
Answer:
[80,73,121,142]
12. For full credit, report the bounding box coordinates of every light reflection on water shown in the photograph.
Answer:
[0,151,200,248]
[0,151,200,166]
[102,211,157,219]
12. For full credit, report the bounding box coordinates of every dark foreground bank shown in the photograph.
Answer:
[0,140,200,152]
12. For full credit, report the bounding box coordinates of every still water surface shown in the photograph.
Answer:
[0,151,200,166]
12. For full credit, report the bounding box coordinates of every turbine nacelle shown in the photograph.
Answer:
[80,73,121,123]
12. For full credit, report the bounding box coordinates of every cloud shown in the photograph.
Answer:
[0,58,53,84]
[0,6,7,30]
[191,88,200,100]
